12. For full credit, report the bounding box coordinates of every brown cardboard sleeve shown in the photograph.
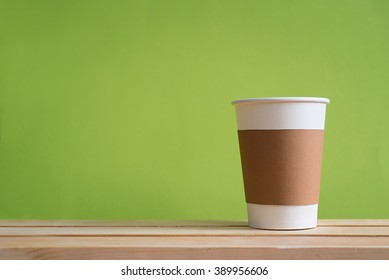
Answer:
[238,129,324,205]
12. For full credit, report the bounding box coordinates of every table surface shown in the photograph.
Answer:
[0,220,389,259]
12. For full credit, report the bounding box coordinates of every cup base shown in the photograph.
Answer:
[247,203,318,230]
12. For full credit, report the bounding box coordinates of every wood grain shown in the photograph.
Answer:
[0,220,388,259]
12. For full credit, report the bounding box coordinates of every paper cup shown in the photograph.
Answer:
[232,97,330,230]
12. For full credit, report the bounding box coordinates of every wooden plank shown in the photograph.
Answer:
[0,236,389,248]
[0,235,388,259]
[0,220,388,259]
[0,220,248,227]
[1,220,389,227]
[1,226,389,237]
[319,220,389,227]
[1,247,389,260]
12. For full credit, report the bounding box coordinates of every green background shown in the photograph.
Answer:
[1,0,388,219]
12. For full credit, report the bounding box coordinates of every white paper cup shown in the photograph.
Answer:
[232,97,330,230]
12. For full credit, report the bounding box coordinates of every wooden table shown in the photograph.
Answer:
[0,220,388,259]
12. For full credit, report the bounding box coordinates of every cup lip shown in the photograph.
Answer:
[232,97,330,106]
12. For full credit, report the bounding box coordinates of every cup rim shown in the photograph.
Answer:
[232,97,330,105]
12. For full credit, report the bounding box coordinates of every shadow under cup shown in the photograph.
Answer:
[232,97,330,230]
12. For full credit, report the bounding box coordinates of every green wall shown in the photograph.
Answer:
[1,0,388,219]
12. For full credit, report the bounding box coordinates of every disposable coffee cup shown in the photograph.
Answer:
[232,97,330,230]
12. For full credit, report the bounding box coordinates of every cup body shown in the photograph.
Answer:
[232,97,330,230]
